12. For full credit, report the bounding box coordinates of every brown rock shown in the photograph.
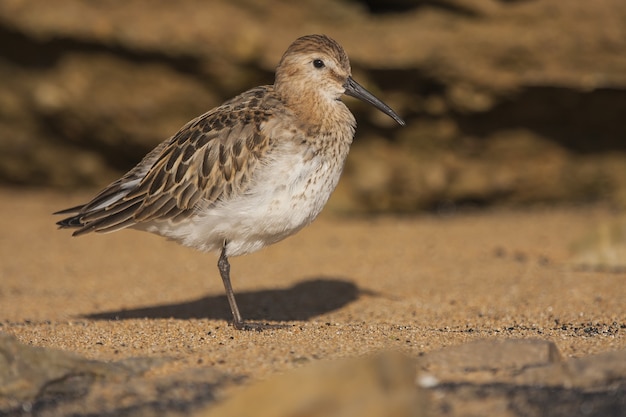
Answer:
[418,339,626,417]
[0,332,226,416]
[202,352,428,417]
[0,1,625,210]
[569,218,626,273]
[418,338,562,385]
[0,331,129,407]
[516,349,626,389]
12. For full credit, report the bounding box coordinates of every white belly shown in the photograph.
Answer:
[144,143,347,256]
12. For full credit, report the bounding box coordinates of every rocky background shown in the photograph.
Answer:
[1,0,625,212]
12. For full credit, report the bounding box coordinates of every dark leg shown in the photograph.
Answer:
[217,244,244,329]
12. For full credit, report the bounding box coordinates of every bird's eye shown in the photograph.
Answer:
[312,59,325,69]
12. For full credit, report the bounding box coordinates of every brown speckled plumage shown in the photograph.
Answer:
[56,34,404,329]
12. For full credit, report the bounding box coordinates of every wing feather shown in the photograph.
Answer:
[56,86,279,234]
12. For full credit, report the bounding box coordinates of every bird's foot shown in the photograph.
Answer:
[232,320,292,331]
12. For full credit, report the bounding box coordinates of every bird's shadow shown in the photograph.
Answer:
[82,277,365,322]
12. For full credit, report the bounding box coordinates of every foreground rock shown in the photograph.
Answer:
[419,339,626,416]
[0,333,227,416]
[1,333,624,416]
[1,0,626,210]
[202,352,427,417]
[569,217,626,272]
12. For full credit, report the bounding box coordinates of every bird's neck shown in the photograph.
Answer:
[279,88,355,136]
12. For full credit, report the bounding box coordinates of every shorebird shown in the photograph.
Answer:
[55,34,405,330]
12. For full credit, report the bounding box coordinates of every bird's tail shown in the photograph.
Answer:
[53,204,87,230]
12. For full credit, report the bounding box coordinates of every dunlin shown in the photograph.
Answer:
[55,34,405,329]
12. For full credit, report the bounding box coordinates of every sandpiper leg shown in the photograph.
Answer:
[217,245,244,330]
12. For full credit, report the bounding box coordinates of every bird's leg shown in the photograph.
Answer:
[217,244,244,330]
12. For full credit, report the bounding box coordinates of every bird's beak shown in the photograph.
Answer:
[343,76,405,126]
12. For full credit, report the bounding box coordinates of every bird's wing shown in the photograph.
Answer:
[57,86,279,236]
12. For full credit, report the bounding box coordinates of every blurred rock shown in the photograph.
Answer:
[0,332,226,416]
[418,339,626,417]
[0,0,626,210]
[202,352,427,417]
[0,331,128,408]
[419,338,563,384]
[2,333,625,416]
[0,333,425,417]
[569,217,626,273]
[516,349,626,389]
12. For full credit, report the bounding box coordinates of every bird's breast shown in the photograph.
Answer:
[251,137,350,229]
[174,136,351,257]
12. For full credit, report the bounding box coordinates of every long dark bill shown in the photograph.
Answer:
[344,76,405,126]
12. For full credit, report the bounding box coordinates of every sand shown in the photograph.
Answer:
[1,188,624,383]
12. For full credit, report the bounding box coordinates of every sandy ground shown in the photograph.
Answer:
[1,188,624,382]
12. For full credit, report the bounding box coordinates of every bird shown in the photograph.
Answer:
[55,34,405,330]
